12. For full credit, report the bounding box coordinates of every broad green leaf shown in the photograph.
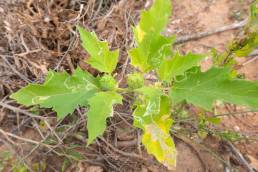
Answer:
[77,26,119,74]
[129,0,175,72]
[142,115,176,170]
[170,67,258,110]
[157,52,205,81]
[87,91,122,145]
[10,68,98,119]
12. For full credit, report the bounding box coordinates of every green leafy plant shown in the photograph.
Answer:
[212,0,258,66]
[10,0,258,170]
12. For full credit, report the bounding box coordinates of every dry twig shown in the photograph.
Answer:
[175,19,248,44]
[226,141,255,172]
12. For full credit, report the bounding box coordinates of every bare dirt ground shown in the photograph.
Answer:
[0,0,257,172]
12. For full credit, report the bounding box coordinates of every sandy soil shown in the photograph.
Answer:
[0,0,257,172]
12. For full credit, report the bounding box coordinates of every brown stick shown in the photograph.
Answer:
[0,101,47,120]
[226,141,255,172]
[175,19,248,44]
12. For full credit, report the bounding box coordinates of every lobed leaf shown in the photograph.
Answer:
[77,26,119,74]
[170,67,258,110]
[157,52,205,82]
[10,68,99,119]
[130,35,175,72]
[129,0,175,72]
[87,91,122,145]
[134,0,172,42]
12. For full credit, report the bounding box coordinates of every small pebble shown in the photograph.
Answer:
[234,125,240,132]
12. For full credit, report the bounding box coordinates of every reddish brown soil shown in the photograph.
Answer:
[0,0,257,172]
[170,0,258,171]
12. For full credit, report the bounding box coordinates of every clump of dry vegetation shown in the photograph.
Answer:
[0,0,258,172]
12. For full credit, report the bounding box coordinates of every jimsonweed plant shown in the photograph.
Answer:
[10,0,258,169]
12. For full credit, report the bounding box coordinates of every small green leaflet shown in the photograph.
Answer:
[87,91,122,145]
[170,67,258,110]
[234,33,258,57]
[77,26,119,74]
[129,0,175,72]
[10,68,98,119]
[157,52,205,81]
[235,0,258,57]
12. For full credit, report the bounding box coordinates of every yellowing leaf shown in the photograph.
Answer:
[10,68,98,119]
[133,88,175,169]
[134,0,172,42]
[135,26,145,43]
[77,26,119,74]
[129,0,175,72]
[142,115,176,170]
[87,91,122,145]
